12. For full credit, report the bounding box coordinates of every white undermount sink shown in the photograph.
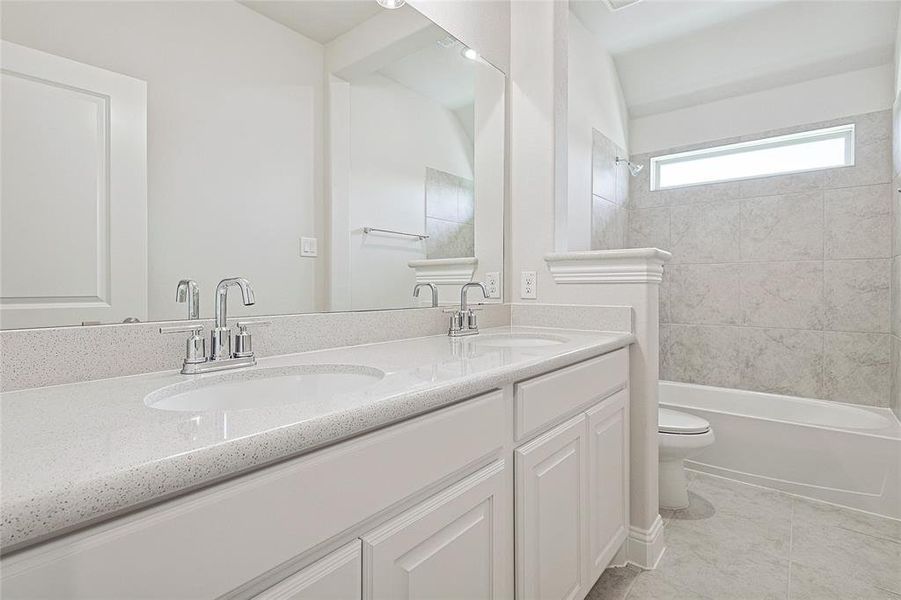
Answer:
[472,333,568,348]
[145,364,385,411]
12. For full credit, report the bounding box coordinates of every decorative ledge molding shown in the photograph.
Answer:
[544,249,672,284]
[408,257,478,285]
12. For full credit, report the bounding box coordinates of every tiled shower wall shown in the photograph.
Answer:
[590,129,629,249]
[627,110,894,407]
[425,167,475,259]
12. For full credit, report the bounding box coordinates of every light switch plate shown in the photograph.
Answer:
[520,271,537,299]
[300,237,318,257]
[484,272,500,299]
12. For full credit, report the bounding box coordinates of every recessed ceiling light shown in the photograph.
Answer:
[461,47,479,61]
[376,0,405,8]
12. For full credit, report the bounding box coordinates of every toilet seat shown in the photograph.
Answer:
[659,408,710,435]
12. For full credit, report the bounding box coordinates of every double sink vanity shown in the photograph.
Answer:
[0,323,634,599]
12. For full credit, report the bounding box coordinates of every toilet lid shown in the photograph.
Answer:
[659,408,710,434]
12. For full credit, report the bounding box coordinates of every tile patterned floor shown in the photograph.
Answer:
[588,472,901,600]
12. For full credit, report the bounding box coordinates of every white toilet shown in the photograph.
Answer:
[658,408,715,509]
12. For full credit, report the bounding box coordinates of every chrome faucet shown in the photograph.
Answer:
[449,282,488,337]
[413,282,439,307]
[175,279,200,320]
[211,277,256,361]
[161,277,268,374]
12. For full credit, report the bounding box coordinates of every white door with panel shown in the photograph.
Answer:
[586,389,630,583]
[253,540,362,600]
[515,416,587,600]
[362,460,508,600]
[0,41,147,328]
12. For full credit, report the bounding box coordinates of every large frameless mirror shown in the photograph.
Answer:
[0,0,506,329]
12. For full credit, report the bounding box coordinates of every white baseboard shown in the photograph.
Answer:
[611,515,665,570]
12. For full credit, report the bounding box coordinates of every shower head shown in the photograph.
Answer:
[616,157,644,177]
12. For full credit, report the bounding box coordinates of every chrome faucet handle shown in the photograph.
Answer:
[233,320,271,359]
[159,323,204,335]
[235,320,272,328]
[160,324,207,366]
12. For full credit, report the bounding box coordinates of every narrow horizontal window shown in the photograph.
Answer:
[650,124,855,190]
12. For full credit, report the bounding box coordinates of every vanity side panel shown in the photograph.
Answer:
[0,391,504,600]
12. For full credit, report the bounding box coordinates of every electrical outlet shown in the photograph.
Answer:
[484,272,500,299]
[300,237,318,257]
[520,271,537,299]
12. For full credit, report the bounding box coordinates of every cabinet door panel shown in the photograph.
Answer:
[253,540,361,600]
[362,460,507,600]
[515,415,586,600]
[586,389,630,583]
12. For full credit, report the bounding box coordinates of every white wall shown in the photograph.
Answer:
[565,10,629,251]
[1,1,325,321]
[631,64,894,155]
[346,74,473,310]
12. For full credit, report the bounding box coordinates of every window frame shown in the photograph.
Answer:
[649,124,856,191]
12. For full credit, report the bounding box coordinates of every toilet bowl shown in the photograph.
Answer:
[658,408,715,509]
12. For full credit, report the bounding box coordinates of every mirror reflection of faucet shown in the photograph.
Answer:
[413,282,439,307]
[161,277,269,374]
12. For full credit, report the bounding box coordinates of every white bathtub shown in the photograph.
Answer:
[660,381,901,519]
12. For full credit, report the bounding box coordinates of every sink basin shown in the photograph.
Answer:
[472,333,568,348]
[145,364,385,411]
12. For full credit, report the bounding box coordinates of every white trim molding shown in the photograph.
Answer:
[544,249,672,284]
[613,514,666,570]
[408,257,478,285]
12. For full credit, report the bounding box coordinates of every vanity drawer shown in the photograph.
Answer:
[0,391,504,600]
[515,348,628,441]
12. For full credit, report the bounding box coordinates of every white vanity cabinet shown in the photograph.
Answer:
[362,460,507,600]
[1,346,632,600]
[513,350,630,600]
[515,415,588,600]
[253,540,362,600]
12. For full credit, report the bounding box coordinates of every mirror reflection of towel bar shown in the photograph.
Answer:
[362,227,429,240]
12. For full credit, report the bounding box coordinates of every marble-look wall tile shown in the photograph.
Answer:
[659,323,671,379]
[592,129,616,201]
[823,137,892,189]
[627,207,670,250]
[893,185,901,257]
[739,328,824,398]
[824,184,893,259]
[659,268,671,324]
[893,256,901,337]
[632,110,893,404]
[738,170,824,198]
[426,218,474,259]
[740,262,824,329]
[740,192,824,261]
[823,332,892,406]
[663,180,743,207]
[591,196,626,250]
[668,264,741,325]
[824,259,891,333]
[670,201,740,263]
[663,324,742,387]
[614,156,630,207]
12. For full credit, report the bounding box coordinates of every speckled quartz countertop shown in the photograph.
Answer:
[0,326,633,553]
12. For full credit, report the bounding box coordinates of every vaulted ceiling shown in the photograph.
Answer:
[571,0,899,117]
